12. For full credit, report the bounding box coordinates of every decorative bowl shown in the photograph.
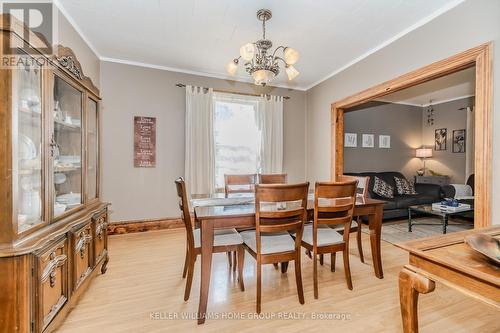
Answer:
[465,233,500,266]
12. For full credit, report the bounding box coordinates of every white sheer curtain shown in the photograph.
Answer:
[465,106,475,180]
[184,85,215,194]
[257,95,284,173]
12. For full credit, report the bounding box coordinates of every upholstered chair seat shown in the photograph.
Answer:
[240,231,295,254]
[194,228,243,248]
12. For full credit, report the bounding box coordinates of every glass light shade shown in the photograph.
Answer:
[225,60,238,76]
[284,47,299,65]
[252,69,275,86]
[240,43,255,61]
[416,148,433,158]
[285,65,299,81]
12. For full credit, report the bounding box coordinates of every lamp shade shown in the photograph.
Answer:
[240,43,255,61]
[252,69,275,86]
[284,47,299,65]
[285,65,299,81]
[416,148,433,158]
[225,60,238,75]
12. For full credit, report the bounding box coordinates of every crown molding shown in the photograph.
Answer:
[303,0,466,91]
[421,94,474,107]
[375,99,422,107]
[376,94,475,108]
[100,57,307,91]
[53,0,101,58]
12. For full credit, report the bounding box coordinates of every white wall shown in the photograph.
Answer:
[100,61,306,222]
[305,0,500,224]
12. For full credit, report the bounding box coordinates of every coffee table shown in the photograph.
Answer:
[408,204,473,234]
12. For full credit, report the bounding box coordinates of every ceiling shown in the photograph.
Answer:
[56,0,464,90]
[378,67,475,107]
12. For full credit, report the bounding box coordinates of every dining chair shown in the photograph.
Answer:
[175,177,245,301]
[312,175,369,266]
[224,173,258,268]
[258,173,288,184]
[300,180,357,299]
[240,182,309,313]
[224,174,257,197]
[259,173,290,275]
[258,171,288,273]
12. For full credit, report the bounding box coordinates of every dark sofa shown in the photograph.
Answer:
[347,171,443,220]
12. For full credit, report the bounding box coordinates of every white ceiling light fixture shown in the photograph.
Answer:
[225,9,300,86]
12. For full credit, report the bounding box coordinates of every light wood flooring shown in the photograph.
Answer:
[56,228,499,333]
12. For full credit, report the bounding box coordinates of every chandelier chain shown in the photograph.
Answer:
[262,18,266,39]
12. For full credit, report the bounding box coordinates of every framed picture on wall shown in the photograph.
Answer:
[379,135,391,148]
[362,134,374,148]
[344,133,357,147]
[434,128,447,151]
[453,129,466,153]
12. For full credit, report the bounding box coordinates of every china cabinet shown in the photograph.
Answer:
[0,15,109,333]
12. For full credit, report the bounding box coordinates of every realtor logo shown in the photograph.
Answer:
[1,1,55,55]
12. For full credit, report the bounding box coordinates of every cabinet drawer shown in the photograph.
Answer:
[71,223,93,291]
[93,213,107,265]
[35,237,69,331]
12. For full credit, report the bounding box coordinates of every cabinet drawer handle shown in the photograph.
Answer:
[95,218,107,240]
[75,232,93,259]
[41,252,67,288]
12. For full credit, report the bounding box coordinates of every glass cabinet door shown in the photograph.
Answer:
[52,76,83,218]
[87,98,98,201]
[14,53,44,233]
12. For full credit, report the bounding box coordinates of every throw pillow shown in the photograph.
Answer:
[394,177,417,195]
[373,177,394,198]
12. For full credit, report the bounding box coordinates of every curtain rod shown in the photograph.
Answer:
[175,83,290,100]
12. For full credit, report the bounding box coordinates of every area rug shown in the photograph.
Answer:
[365,217,474,245]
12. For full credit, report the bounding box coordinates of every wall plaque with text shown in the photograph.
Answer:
[134,116,156,167]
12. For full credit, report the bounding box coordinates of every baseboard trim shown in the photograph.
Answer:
[107,218,183,235]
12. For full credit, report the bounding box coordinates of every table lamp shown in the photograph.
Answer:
[416,148,433,175]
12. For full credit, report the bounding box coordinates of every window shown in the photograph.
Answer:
[213,93,260,189]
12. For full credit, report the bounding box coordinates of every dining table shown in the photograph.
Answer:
[191,193,385,324]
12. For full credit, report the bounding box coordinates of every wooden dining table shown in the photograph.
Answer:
[191,193,385,324]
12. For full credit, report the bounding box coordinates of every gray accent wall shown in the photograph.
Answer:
[343,102,422,179]
[305,0,500,223]
[343,97,474,184]
[422,96,474,183]
[100,62,306,221]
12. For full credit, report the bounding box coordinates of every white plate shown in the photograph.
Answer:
[54,173,67,185]
[71,119,82,126]
[19,134,37,160]
[56,192,81,205]
[58,155,81,164]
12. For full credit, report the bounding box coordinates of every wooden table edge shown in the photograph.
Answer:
[402,264,500,309]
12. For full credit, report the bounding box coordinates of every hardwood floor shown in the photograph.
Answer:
[56,229,499,333]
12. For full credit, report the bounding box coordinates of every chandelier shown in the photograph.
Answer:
[225,9,300,86]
